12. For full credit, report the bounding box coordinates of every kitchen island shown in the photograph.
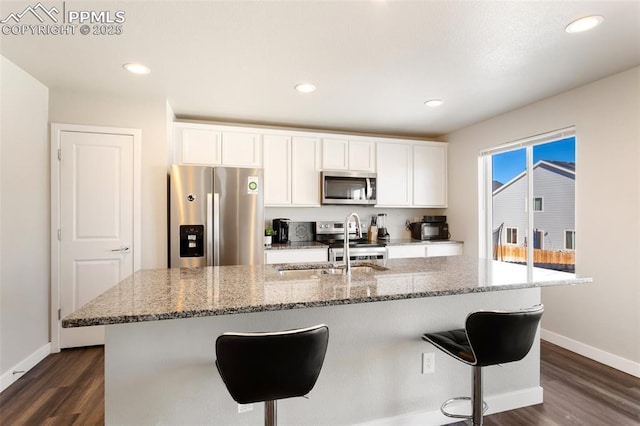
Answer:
[64,256,590,425]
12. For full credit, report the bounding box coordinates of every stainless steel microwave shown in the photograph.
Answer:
[321,171,377,205]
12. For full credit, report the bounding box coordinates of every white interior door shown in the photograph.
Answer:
[57,129,136,348]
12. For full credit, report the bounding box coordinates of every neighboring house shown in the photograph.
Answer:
[493,160,575,252]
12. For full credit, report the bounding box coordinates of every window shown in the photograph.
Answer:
[533,197,543,212]
[480,127,576,273]
[565,230,576,250]
[506,227,518,244]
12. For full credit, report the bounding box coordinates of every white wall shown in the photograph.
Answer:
[48,89,169,269]
[0,56,50,387]
[445,67,640,368]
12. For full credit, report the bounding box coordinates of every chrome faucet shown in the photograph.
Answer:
[343,213,362,276]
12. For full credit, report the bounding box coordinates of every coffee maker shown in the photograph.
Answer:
[272,218,290,244]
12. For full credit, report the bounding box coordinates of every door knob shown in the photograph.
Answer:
[111,246,130,253]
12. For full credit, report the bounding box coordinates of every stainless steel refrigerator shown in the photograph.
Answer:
[169,165,264,267]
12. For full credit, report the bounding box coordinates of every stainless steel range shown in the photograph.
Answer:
[315,221,387,262]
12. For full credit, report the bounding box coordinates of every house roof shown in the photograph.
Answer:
[493,160,575,196]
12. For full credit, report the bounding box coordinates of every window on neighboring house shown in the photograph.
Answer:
[565,230,576,250]
[533,197,543,212]
[481,127,576,273]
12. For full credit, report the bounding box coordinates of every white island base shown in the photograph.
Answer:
[105,288,542,425]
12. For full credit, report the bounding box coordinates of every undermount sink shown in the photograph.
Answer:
[276,263,389,277]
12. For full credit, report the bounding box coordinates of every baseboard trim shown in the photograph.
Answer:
[354,386,543,426]
[0,342,51,393]
[541,329,640,378]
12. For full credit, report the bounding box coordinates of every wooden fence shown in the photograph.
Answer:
[494,245,575,265]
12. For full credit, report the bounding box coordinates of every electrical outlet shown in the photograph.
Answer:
[422,352,435,374]
[238,403,254,413]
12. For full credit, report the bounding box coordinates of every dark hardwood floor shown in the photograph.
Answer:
[0,341,638,425]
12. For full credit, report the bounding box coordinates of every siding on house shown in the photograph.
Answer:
[493,161,575,250]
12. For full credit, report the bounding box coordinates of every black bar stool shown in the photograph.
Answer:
[215,324,329,426]
[422,305,543,426]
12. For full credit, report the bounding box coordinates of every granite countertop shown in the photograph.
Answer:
[267,239,463,250]
[385,239,464,246]
[266,241,328,250]
[62,256,591,328]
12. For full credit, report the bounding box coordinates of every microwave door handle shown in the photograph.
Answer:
[366,178,372,200]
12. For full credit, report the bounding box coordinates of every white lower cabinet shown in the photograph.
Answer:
[264,248,328,265]
[387,245,425,259]
[387,242,462,259]
[425,243,462,257]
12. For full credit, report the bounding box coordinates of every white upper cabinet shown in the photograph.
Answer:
[176,125,222,165]
[222,131,261,167]
[173,122,446,209]
[291,136,320,206]
[376,142,412,206]
[322,138,375,172]
[173,123,260,167]
[413,144,447,207]
[348,140,376,171]
[263,134,320,207]
[376,141,447,208]
[263,134,292,205]
[322,138,349,170]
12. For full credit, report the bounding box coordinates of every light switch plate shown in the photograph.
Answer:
[422,352,435,374]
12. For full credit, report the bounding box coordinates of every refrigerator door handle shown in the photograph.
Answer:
[212,192,221,266]
[207,193,213,266]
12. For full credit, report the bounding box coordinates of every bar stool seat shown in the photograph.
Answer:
[422,305,544,426]
[215,324,329,426]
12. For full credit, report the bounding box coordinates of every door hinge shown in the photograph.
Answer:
[57,149,61,161]
[58,309,61,320]
[57,229,61,241]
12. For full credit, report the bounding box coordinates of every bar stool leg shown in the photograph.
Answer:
[265,400,277,426]
[472,366,483,426]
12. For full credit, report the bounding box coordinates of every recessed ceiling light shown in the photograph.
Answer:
[565,15,603,34]
[424,99,443,107]
[123,63,151,75]
[295,83,316,93]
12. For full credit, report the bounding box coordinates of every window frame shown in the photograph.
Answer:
[505,227,518,245]
[564,229,576,250]
[533,196,543,212]
[479,126,575,277]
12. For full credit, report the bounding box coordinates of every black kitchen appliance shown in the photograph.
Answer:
[272,218,290,244]
[410,216,450,241]
[376,213,390,241]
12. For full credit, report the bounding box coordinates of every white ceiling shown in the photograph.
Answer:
[1,1,639,138]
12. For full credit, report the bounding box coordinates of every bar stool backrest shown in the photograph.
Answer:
[215,324,329,404]
[465,305,544,367]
